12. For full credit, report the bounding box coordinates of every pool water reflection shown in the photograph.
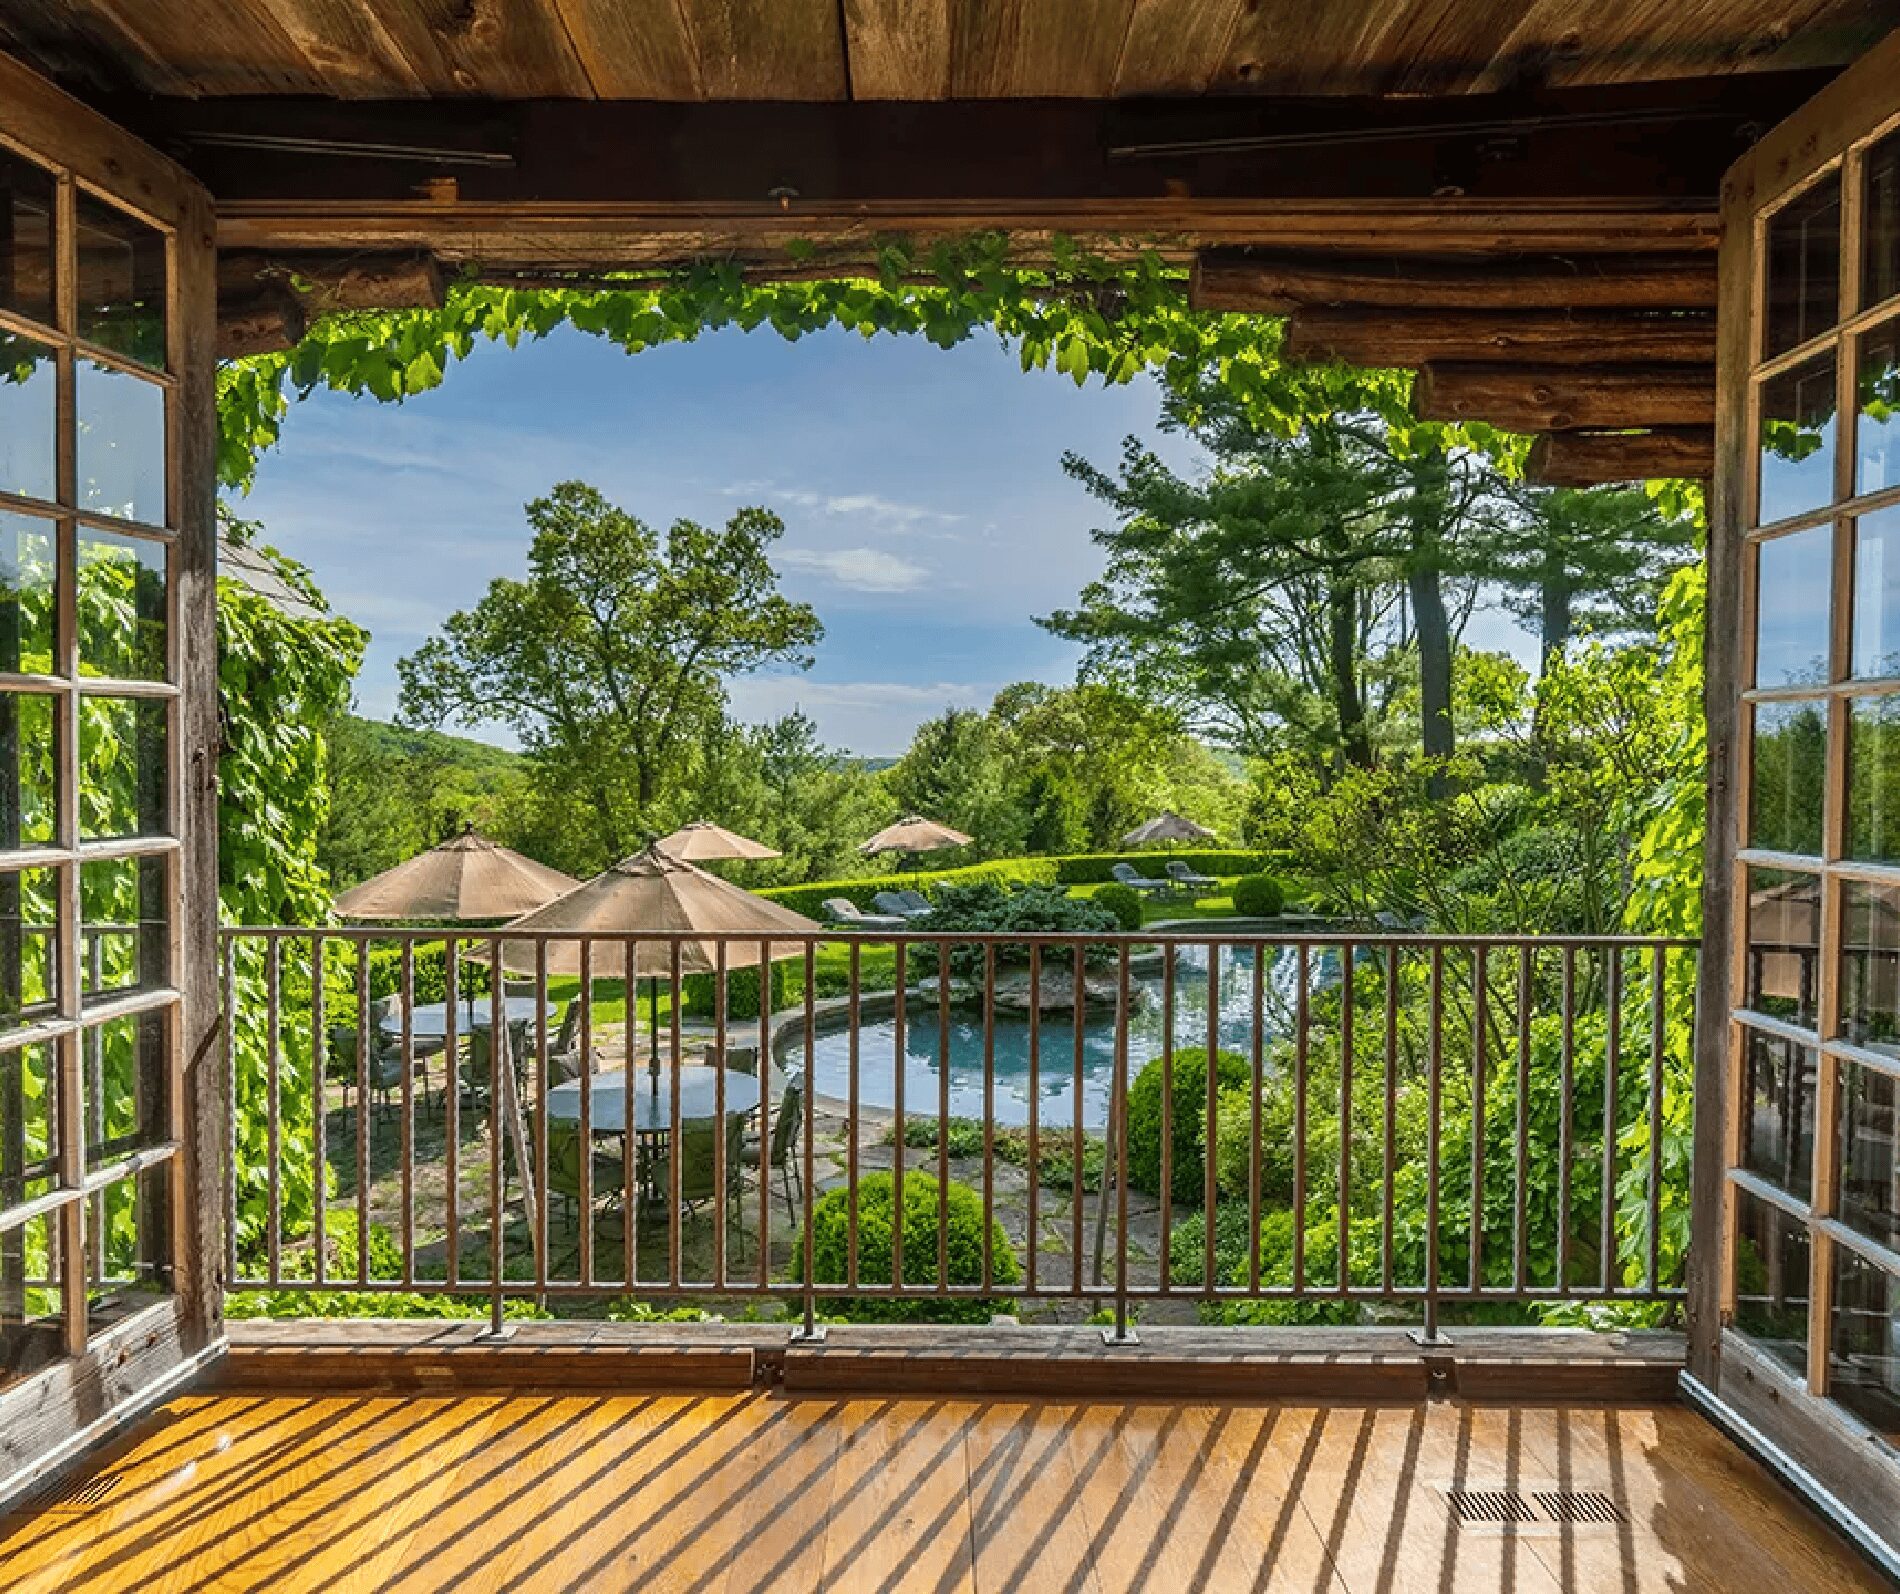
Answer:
[800,944,1333,1129]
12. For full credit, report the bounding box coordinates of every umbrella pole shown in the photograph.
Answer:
[648,976,662,1087]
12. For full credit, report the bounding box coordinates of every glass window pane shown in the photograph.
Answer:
[1747,867,1821,1026]
[1847,696,1900,861]
[1766,171,1842,357]
[75,360,164,525]
[74,194,165,371]
[1829,1247,1900,1438]
[0,1209,64,1388]
[0,329,57,506]
[0,148,54,330]
[1732,1184,1812,1376]
[1858,320,1900,496]
[0,1043,56,1209]
[1841,880,1900,1051]
[77,529,165,682]
[0,867,59,1031]
[1864,125,1900,314]
[80,855,166,999]
[0,693,56,851]
[1741,1030,1816,1197]
[0,512,55,678]
[1759,355,1839,525]
[78,695,166,842]
[1756,526,1833,687]
[1853,505,1900,680]
[89,1168,167,1305]
[1838,1060,1900,1254]
[86,1009,165,1170]
[1751,700,1827,856]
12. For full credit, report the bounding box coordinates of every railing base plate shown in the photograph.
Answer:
[1407,1329,1453,1347]
[474,1324,518,1343]
[789,1325,828,1345]
[1100,1328,1141,1348]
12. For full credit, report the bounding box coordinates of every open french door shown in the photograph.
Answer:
[1694,23,1900,1569]
[0,52,221,1492]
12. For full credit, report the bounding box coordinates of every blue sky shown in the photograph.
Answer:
[237,322,1534,757]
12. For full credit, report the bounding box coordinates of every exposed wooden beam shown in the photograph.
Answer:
[1192,249,1717,313]
[217,250,446,314]
[1284,307,1715,368]
[1526,427,1716,485]
[1414,362,1714,430]
[216,289,306,360]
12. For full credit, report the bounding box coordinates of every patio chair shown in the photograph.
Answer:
[1110,861,1170,897]
[742,1075,805,1221]
[539,1118,626,1224]
[821,896,909,931]
[329,1023,437,1112]
[872,890,932,921]
[1165,859,1219,891]
[895,889,933,917]
[643,1113,750,1252]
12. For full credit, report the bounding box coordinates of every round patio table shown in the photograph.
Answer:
[380,995,555,1040]
[544,1067,761,1133]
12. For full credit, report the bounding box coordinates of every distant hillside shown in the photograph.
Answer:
[341,716,525,775]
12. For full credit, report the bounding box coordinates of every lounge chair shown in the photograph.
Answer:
[1110,862,1170,897]
[872,890,933,921]
[1166,859,1218,891]
[822,896,909,931]
[895,889,933,917]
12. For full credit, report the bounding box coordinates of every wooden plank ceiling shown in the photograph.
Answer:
[0,0,1890,101]
[6,1,1892,483]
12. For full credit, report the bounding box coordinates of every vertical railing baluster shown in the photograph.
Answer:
[1339,940,1353,1297]
[937,941,951,1293]
[534,941,549,1304]
[796,941,820,1341]
[758,937,773,1291]
[1107,943,1133,1344]
[891,938,906,1298]
[1514,944,1532,1297]
[1559,945,1575,1296]
[488,942,505,1334]
[1470,945,1487,1295]
[1071,942,1085,1298]
[354,938,369,1287]
[577,939,593,1289]
[1648,944,1667,1294]
[981,942,995,1292]
[1203,938,1219,1296]
[713,938,728,1292]
[1601,947,1622,1294]
[1026,942,1040,1295]
[443,937,459,1287]
[846,941,860,1293]
[223,934,238,1284]
[1293,943,1309,1295]
[311,934,326,1287]
[669,939,684,1290]
[1158,946,1174,1294]
[1249,940,1265,1295]
[624,938,638,1294]
[264,934,280,1287]
[400,940,417,1289]
[1383,944,1397,1296]
[1419,944,1444,1343]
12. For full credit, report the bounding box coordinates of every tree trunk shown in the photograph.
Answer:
[1328,577,1373,769]
[1410,563,1455,784]
[1539,567,1575,665]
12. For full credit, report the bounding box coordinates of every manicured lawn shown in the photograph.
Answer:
[1066,877,1242,924]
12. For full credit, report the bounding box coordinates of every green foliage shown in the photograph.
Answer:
[224,1222,550,1321]
[1126,1046,1253,1206]
[792,1171,1020,1322]
[396,481,822,871]
[681,959,792,1023]
[1229,874,1284,918]
[1050,849,1280,884]
[758,856,1060,919]
[921,880,1118,974]
[890,1116,1105,1194]
[1093,882,1144,930]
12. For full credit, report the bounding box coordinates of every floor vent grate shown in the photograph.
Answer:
[1446,1489,1537,1524]
[36,1474,120,1512]
[1535,1490,1627,1524]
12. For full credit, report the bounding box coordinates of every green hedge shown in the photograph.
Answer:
[1231,874,1285,917]
[1050,850,1284,885]
[759,857,1058,920]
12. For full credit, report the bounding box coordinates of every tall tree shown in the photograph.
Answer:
[397,481,822,867]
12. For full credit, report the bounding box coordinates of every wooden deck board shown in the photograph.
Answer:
[0,1392,1881,1593]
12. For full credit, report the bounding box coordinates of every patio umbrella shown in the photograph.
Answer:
[332,827,581,922]
[653,820,782,863]
[482,846,820,1080]
[859,814,973,857]
[1121,811,1216,848]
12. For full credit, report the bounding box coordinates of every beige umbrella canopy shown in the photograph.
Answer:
[653,820,782,863]
[859,814,973,857]
[332,828,582,922]
[1122,811,1216,847]
[484,846,820,980]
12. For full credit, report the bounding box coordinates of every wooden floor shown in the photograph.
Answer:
[0,1392,1881,1593]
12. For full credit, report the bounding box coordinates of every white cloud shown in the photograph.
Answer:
[777,546,930,593]
[727,676,997,757]
[725,482,963,535]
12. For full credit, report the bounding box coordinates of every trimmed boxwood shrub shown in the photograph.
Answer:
[1230,873,1285,917]
[681,959,791,1023]
[1126,1045,1253,1205]
[792,1171,1020,1322]
[1093,881,1144,930]
[759,857,1057,920]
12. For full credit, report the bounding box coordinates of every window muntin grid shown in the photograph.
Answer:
[1734,116,1900,1418]
[0,137,180,1368]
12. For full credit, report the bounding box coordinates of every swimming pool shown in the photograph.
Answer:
[797,943,1331,1129]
